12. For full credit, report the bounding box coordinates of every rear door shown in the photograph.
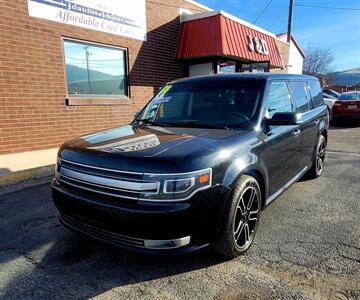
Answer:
[289,80,319,168]
[262,80,302,196]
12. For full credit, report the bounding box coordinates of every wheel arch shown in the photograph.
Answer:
[243,168,266,210]
[222,162,268,211]
[320,128,328,143]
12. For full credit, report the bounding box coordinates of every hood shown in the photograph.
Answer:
[59,124,254,173]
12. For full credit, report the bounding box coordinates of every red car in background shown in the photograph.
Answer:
[331,91,360,121]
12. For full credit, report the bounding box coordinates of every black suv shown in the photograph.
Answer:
[52,74,328,257]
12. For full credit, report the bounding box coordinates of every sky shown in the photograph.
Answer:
[196,0,360,72]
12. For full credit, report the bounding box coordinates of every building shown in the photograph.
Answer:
[0,0,302,178]
[276,33,305,74]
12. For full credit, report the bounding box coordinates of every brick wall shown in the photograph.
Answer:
[271,39,290,73]
[0,0,205,155]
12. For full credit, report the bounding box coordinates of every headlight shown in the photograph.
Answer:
[140,168,212,201]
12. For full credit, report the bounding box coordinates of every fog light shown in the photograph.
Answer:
[144,236,191,249]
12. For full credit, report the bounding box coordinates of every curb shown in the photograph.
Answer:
[0,165,55,195]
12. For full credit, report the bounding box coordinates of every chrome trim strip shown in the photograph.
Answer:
[60,158,212,176]
[57,175,213,202]
[57,177,139,200]
[266,165,309,205]
[58,159,213,202]
[59,173,140,194]
[61,158,143,175]
[144,236,191,249]
[60,167,159,192]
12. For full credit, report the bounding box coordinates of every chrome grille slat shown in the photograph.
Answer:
[61,158,143,175]
[60,167,159,192]
[57,159,160,201]
[59,173,140,194]
[58,176,140,200]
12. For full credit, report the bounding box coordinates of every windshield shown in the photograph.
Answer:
[339,93,360,101]
[137,79,265,129]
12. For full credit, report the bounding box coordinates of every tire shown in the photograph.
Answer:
[306,134,326,179]
[214,175,261,258]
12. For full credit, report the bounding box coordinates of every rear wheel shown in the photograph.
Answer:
[306,134,326,179]
[214,175,261,258]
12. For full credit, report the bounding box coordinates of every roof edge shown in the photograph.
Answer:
[184,0,213,12]
[276,33,305,58]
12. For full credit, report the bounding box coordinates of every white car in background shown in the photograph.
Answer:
[323,92,338,112]
[323,89,341,98]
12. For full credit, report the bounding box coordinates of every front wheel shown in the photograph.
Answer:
[214,175,261,258]
[306,134,326,179]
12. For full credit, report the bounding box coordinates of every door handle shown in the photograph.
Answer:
[293,129,301,137]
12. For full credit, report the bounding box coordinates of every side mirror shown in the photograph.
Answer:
[266,112,302,126]
[134,111,141,119]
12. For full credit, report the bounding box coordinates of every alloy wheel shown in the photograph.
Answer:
[233,186,259,250]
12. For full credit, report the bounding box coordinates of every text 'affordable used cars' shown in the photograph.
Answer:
[52,74,328,258]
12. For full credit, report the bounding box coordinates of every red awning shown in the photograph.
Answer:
[177,13,284,68]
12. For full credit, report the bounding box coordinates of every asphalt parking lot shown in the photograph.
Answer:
[1,123,359,300]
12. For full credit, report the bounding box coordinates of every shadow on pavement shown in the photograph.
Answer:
[329,119,360,129]
[0,183,227,299]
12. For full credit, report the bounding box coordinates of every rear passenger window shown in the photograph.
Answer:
[308,80,323,107]
[290,81,310,113]
[266,81,293,118]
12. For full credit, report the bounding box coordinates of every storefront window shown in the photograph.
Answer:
[242,63,269,73]
[219,61,236,73]
[63,39,128,97]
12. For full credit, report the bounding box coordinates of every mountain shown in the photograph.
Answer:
[329,67,360,86]
[66,64,116,83]
[66,65,125,95]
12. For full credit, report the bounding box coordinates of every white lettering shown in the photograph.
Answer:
[247,35,269,56]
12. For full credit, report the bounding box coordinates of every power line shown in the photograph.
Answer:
[247,0,262,10]
[253,0,273,24]
[295,3,360,11]
[267,8,288,30]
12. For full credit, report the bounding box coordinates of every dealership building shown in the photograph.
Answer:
[0,0,304,178]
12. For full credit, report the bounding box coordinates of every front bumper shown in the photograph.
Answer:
[52,179,228,254]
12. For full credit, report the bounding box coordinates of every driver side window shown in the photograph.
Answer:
[266,81,293,118]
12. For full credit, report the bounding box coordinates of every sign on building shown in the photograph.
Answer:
[27,0,147,41]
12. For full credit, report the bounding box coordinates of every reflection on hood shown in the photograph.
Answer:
[88,134,160,153]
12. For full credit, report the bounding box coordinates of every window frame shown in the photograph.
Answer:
[264,80,295,119]
[307,79,324,108]
[289,80,311,113]
[62,37,130,100]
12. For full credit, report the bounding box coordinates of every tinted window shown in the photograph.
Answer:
[266,81,293,118]
[308,80,323,107]
[64,40,127,96]
[138,79,266,128]
[290,81,310,113]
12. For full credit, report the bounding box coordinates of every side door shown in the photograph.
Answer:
[262,80,302,196]
[289,80,319,168]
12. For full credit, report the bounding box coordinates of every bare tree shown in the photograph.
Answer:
[303,47,335,76]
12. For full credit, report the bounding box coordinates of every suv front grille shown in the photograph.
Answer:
[57,159,160,201]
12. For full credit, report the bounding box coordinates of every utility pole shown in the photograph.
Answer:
[287,0,294,43]
[84,47,92,94]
